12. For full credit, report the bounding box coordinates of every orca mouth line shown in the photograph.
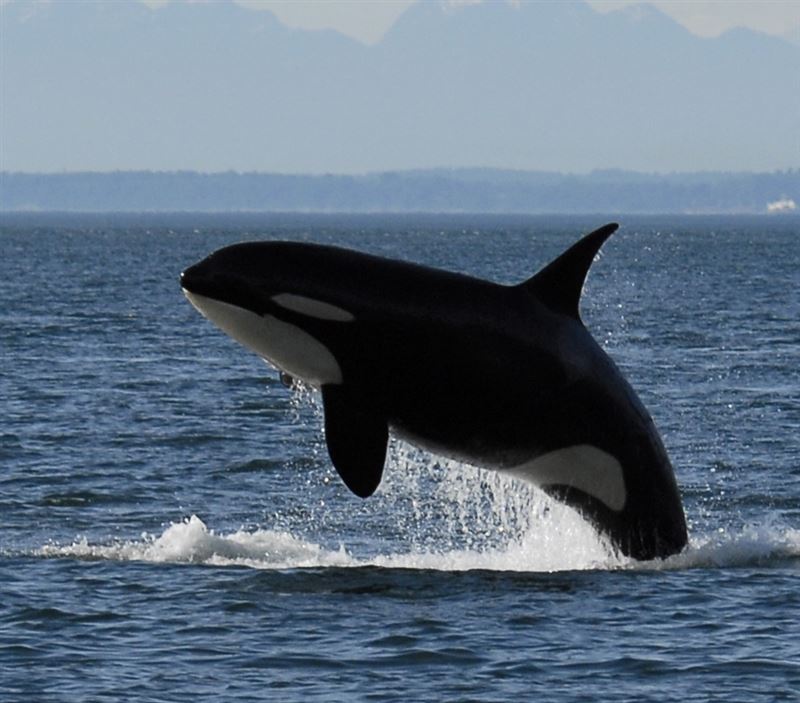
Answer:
[180,269,264,316]
[181,270,355,326]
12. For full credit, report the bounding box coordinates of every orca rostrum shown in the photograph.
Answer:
[181,223,688,560]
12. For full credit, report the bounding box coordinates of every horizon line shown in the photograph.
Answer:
[3,167,798,177]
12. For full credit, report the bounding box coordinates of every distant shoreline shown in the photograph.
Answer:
[2,213,798,227]
[2,169,798,215]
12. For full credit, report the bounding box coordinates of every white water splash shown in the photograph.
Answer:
[35,428,800,574]
[653,524,800,571]
[36,512,616,571]
[33,389,800,574]
[375,439,618,568]
[39,515,352,569]
[37,513,799,573]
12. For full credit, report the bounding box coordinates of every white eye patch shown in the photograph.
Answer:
[271,293,355,322]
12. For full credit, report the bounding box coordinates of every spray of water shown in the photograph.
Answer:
[37,511,800,572]
[34,386,800,572]
[36,427,800,572]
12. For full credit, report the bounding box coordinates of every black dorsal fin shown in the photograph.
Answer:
[520,223,619,319]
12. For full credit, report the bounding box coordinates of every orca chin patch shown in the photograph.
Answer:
[271,293,355,322]
[183,290,343,387]
[507,445,626,512]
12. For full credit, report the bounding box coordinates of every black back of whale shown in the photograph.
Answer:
[181,224,688,560]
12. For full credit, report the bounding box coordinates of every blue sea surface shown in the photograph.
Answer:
[1,213,798,701]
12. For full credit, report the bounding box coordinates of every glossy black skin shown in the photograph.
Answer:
[182,235,688,560]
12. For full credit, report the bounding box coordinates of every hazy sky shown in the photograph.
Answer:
[138,0,800,45]
[3,0,798,173]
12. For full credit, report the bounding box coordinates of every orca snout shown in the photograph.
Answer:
[179,265,200,294]
[180,262,222,299]
[180,261,267,316]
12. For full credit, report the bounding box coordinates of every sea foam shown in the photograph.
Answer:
[37,513,799,573]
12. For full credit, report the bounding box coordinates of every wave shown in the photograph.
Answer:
[36,514,800,573]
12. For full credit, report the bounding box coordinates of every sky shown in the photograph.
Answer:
[2,0,798,174]
[139,0,800,45]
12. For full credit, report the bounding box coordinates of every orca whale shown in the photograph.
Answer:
[181,223,688,560]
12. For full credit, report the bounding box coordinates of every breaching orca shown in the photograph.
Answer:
[181,224,688,560]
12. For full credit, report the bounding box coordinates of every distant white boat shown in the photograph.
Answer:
[767,198,797,213]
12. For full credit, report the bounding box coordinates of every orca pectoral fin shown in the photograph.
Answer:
[321,385,388,498]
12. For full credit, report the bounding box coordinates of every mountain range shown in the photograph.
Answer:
[2,0,798,174]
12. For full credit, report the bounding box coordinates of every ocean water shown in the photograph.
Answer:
[1,212,798,702]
